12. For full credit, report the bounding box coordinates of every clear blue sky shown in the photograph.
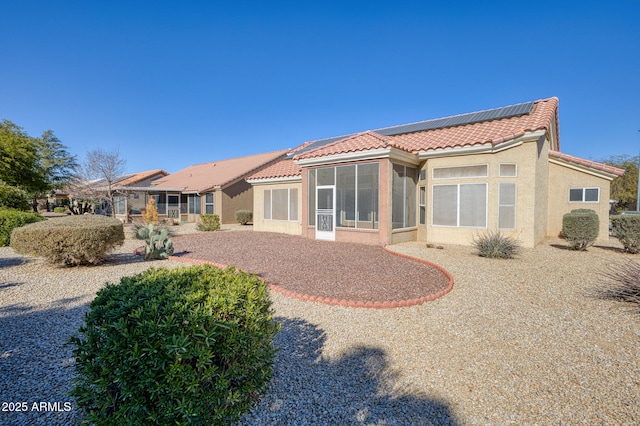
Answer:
[1,1,639,174]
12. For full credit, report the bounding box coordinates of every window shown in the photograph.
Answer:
[151,193,167,215]
[569,187,599,203]
[205,192,214,214]
[432,183,487,228]
[419,186,426,225]
[189,194,201,214]
[392,164,417,229]
[499,183,516,229]
[433,165,488,179]
[114,196,126,215]
[308,163,379,229]
[499,163,517,177]
[180,194,188,214]
[264,188,298,221]
[419,169,427,181]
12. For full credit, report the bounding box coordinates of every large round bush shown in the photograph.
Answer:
[10,214,124,265]
[70,265,280,425]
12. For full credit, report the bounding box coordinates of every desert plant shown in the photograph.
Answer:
[235,210,253,225]
[472,231,520,259]
[134,223,174,260]
[70,265,280,425]
[598,260,640,315]
[0,208,45,246]
[611,215,640,254]
[10,215,124,266]
[562,209,599,250]
[197,213,220,231]
[142,198,159,225]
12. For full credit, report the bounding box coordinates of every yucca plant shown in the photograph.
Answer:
[599,260,640,315]
[472,231,520,259]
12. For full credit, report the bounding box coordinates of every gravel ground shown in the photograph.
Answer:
[1,231,639,425]
[172,232,451,302]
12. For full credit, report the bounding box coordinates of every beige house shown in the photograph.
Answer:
[147,150,289,224]
[249,98,624,247]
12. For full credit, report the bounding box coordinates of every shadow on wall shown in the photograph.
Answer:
[237,317,459,425]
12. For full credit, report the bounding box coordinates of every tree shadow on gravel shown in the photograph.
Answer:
[237,317,459,426]
[0,300,87,425]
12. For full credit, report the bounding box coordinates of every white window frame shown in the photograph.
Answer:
[264,188,298,222]
[569,187,600,203]
[499,163,518,177]
[431,183,487,228]
[432,164,488,180]
[419,186,426,225]
[498,182,517,230]
[205,192,215,214]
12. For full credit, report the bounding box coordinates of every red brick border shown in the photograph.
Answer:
[168,247,454,309]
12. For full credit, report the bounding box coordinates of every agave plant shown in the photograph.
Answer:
[135,224,174,260]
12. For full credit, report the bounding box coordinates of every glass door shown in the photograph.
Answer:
[316,185,335,241]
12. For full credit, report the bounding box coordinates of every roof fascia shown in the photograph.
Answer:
[548,158,618,181]
[418,130,546,160]
[247,176,302,184]
[295,147,419,167]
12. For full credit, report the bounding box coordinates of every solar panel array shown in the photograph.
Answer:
[289,101,535,158]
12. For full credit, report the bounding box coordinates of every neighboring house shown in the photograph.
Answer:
[148,150,289,224]
[248,98,624,247]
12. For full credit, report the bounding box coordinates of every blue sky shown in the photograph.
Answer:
[1,1,639,174]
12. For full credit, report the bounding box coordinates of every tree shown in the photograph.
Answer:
[73,148,127,217]
[601,155,639,211]
[0,120,77,211]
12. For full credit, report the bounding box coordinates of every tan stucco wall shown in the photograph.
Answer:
[221,180,253,224]
[547,162,612,241]
[252,181,302,235]
[417,139,545,248]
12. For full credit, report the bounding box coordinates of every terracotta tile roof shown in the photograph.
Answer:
[548,150,625,176]
[115,169,168,186]
[295,130,407,160]
[247,158,302,180]
[293,98,559,160]
[153,149,288,193]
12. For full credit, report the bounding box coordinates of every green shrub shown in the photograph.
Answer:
[562,209,599,250]
[472,231,520,259]
[0,181,30,211]
[0,208,45,246]
[611,215,640,254]
[10,215,124,266]
[70,265,280,426]
[134,223,174,260]
[197,213,220,231]
[53,206,66,213]
[235,210,253,225]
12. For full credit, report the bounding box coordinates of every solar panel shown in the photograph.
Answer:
[289,101,536,158]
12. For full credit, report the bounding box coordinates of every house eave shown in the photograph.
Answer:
[548,158,619,181]
[247,176,302,184]
[295,147,419,167]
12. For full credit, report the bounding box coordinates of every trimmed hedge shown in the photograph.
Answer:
[562,209,599,251]
[197,213,220,231]
[472,231,520,259]
[0,182,30,211]
[53,206,66,213]
[611,215,640,254]
[70,265,280,425]
[235,210,252,225]
[0,208,44,246]
[10,214,124,266]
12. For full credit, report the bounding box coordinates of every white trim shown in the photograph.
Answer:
[431,182,488,228]
[295,147,420,167]
[432,164,489,180]
[548,158,618,181]
[498,182,517,230]
[568,187,600,203]
[418,130,546,159]
[247,176,302,184]
[498,163,518,177]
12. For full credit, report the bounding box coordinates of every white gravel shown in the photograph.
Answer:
[1,234,639,425]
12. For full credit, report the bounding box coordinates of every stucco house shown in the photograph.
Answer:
[146,150,289,224]
[248,98,624,247]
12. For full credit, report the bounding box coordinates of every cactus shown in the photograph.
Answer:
[135,224,174,260]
